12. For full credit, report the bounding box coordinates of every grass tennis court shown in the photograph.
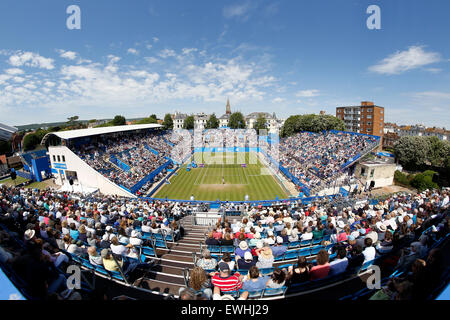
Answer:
[154,152,289,201]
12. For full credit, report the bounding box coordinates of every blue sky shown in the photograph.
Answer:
[0,0,449,128]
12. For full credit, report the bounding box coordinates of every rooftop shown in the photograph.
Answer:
[41,123,163,143]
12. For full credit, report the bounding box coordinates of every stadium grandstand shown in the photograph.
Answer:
[0,126,448,301]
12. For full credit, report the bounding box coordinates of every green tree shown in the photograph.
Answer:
[253,114,267,133]
[426,136,450,167]
[23,134,41,151]
[67,116,79,126]
[111,115,126,126]
[228,112,246,129]
[163,113,174,130]
[136,116,158,124]
[206,113,219,129]
[0,140,11,155]
[394,136,431,170]
[183,115,195,130]
[150,114,158,121]
[410,170,438,191]
[280,114,345,137]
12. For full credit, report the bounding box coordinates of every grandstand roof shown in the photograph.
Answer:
[41,123,163,143]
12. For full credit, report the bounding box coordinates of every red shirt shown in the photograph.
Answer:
[211,273,243,292]
[310,263,330,280]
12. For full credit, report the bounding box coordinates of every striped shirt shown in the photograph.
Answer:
[211,274,243,292]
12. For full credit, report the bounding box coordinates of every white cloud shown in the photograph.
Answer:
[295,89,320,98]
[4,68,24,75]
[152,37,159,43]
[127,48,139,55]
[144,57,158,64]
[0,45,280,123]
[272,97,285,103]
[8,51,55,70]
[182,48,198,55]
[159,49,176,58]
[223,1,256,21]
[369,46,441,75]
[58,50,78,60]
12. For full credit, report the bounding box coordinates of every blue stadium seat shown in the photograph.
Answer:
[310,245,324,255]
[288,241,300,249]
[300,240,311,247]
[298,248,310,257]
[240,289,263,299]
[284,250,299,260]
[263,286,287,297]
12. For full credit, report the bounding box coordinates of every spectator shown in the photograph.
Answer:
[310,249,330,280]
[211,262,244,293]
[237,251,257,270]
[288,256,310,284]
[242,266,268,292]
[328,247,348,276]
[196,249,218,270]
[266,268,286,289]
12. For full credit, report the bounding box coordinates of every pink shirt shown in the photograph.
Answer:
[310,263,330,280]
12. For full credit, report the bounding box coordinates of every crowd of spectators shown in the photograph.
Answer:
[0,185,193,299]
[73,131,175,193]
[265,131,379,191]
[184,188,449,300]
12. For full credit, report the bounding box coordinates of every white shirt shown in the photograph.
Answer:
[110,244,127,256]
[362,246,376,263]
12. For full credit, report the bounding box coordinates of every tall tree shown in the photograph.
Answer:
[280,114,345,137]
[111,115,126,126]
[394,136,431,170]
[254,114,267,133]
[163,113,174,130]
[206,113,219,129]
[228,112,246,129]
[67,116,79,126]
[183,115,195,130]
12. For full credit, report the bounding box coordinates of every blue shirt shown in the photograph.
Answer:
[242,276,269,292]
[270,245,287,258]
[329,258,348,276]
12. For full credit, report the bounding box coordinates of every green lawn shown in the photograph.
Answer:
[0,176,30,186]
[154,152,289,201]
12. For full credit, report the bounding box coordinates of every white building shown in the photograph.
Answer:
[41,124,163,197]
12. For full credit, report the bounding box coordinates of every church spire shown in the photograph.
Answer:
[226,98,231,115]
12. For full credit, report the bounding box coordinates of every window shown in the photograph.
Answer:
[367,115,372,119]
[57,155,61,162]
[62,155,66,162]
[370,169,375,178]
[367,122,372,126]
[367,108,373,113]
[53,155,56,162]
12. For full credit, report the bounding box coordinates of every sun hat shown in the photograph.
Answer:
[24,229,35,241]
[337,220,345,229]
[239,241,249,250]
[261,248,273,259]
[244,251,253,261]
[377,223,387,232]
[256,241,263,249]
[276,236,283,244]
[254,232,261,239]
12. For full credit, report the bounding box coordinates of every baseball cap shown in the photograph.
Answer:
[218,262,230,272]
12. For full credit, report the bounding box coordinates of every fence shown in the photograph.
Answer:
[191,212,222,226]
